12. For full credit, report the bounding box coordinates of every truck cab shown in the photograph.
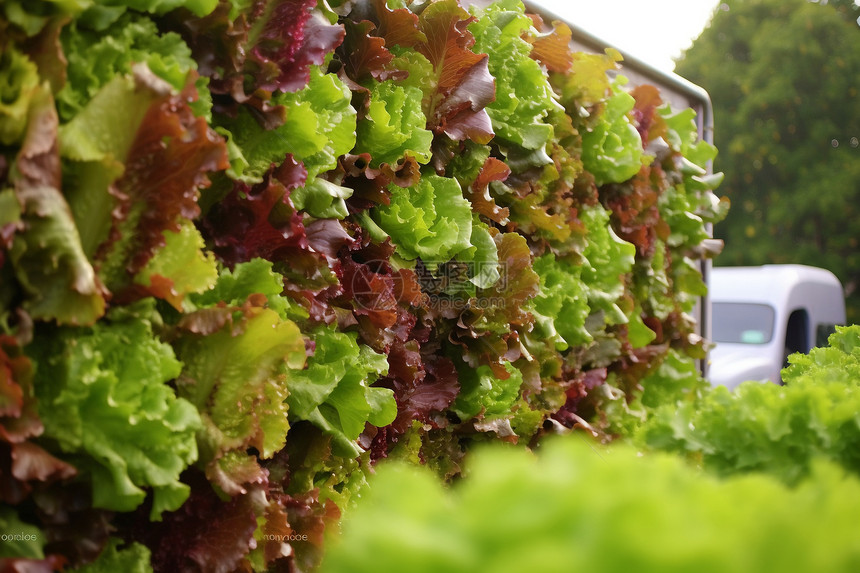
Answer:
[708,265,846,390]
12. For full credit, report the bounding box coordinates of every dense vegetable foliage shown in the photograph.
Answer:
[323,435,860,573]
[325,325,860,573]
[0,0,725,570]
[641,325,860,485]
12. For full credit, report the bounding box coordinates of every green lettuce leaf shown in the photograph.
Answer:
[69,538,152,573]
[2,0,89,37]
[658,105,728,250]
[103,0,217,16]
[9,184,106,325]
[457,218,500,289]
[287,325,394,457]
[0,47,40,146]
[189,256,296,320]
[640,326,860,485]
[581,78,645,186]
[3,77,107,326]
[274,67,356,180]
[354,80,432,168]
[581,204,636,328]
[531,252,590,350]
[27,299,201,519]
[324,437,860,573]
[218,66,356,183]
[370,173,472,269]
[452,361,523,422]
[132,220,218,311]
[57,11,209,122]
[290,177,353,220]
[175,281,305,491]
[468,0,562,170]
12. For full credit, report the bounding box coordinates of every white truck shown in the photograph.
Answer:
[708,265,846,390]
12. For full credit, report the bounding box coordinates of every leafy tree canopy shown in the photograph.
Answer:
[677,0,860,320]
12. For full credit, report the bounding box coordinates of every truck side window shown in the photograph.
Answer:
[816,323,838,347]
[784,309,809,367]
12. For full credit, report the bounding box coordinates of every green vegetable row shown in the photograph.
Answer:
[323,325,860,573]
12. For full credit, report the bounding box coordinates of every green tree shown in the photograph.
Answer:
[677,0,860,321]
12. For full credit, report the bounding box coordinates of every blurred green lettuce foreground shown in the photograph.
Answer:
[323,437,860,573]
[323,326,860,573]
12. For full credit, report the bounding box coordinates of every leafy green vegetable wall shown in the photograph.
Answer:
[0,0,726,570]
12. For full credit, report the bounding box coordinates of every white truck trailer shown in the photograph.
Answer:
[708,265,846,390]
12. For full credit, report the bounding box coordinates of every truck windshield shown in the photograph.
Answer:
[712,302,776,344]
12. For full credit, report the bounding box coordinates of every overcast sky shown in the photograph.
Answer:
[532,0,723,72]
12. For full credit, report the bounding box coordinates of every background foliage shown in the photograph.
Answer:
[676,0,860,321]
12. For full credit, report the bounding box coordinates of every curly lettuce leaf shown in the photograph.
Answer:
[340,18,401,84]
[57,12,208,122]
[376,0,495,145]
[175,293,305,492]
[132,220,218,311]
[8,84,106,326]
[60,66,228,292]
[287,325,394,457]
[8,185,106,326]
[101,80,227,281]
[581,79,645,186]
[457,218,500,289]
[414,0,494,143]
[370,173,472,269]
[101,0,217,16]
[531,252,590,350]
[0,47,40,146]
[2,0,89,37]
[446,231,539,379]
[529,18,574,74]
[59,69,163,259]
[325,437,860,573]
[202,158,312,267]
[641,326,860,485]
[27,299,201,520]
[452,361,523,422]
[222,66,356,184]
[239,0,344,94]
[276,69,357,181]
[658,105,728,249]
[165,0,343,110]
[69,538,152,573]
[190,256,293,318]
[354,80,432,168]
[1,0,216,36]
[581,204,636,328]
[467,0,562,170]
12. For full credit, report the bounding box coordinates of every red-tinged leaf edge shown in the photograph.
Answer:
[96,76,229,281]
[529,16,574,74]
